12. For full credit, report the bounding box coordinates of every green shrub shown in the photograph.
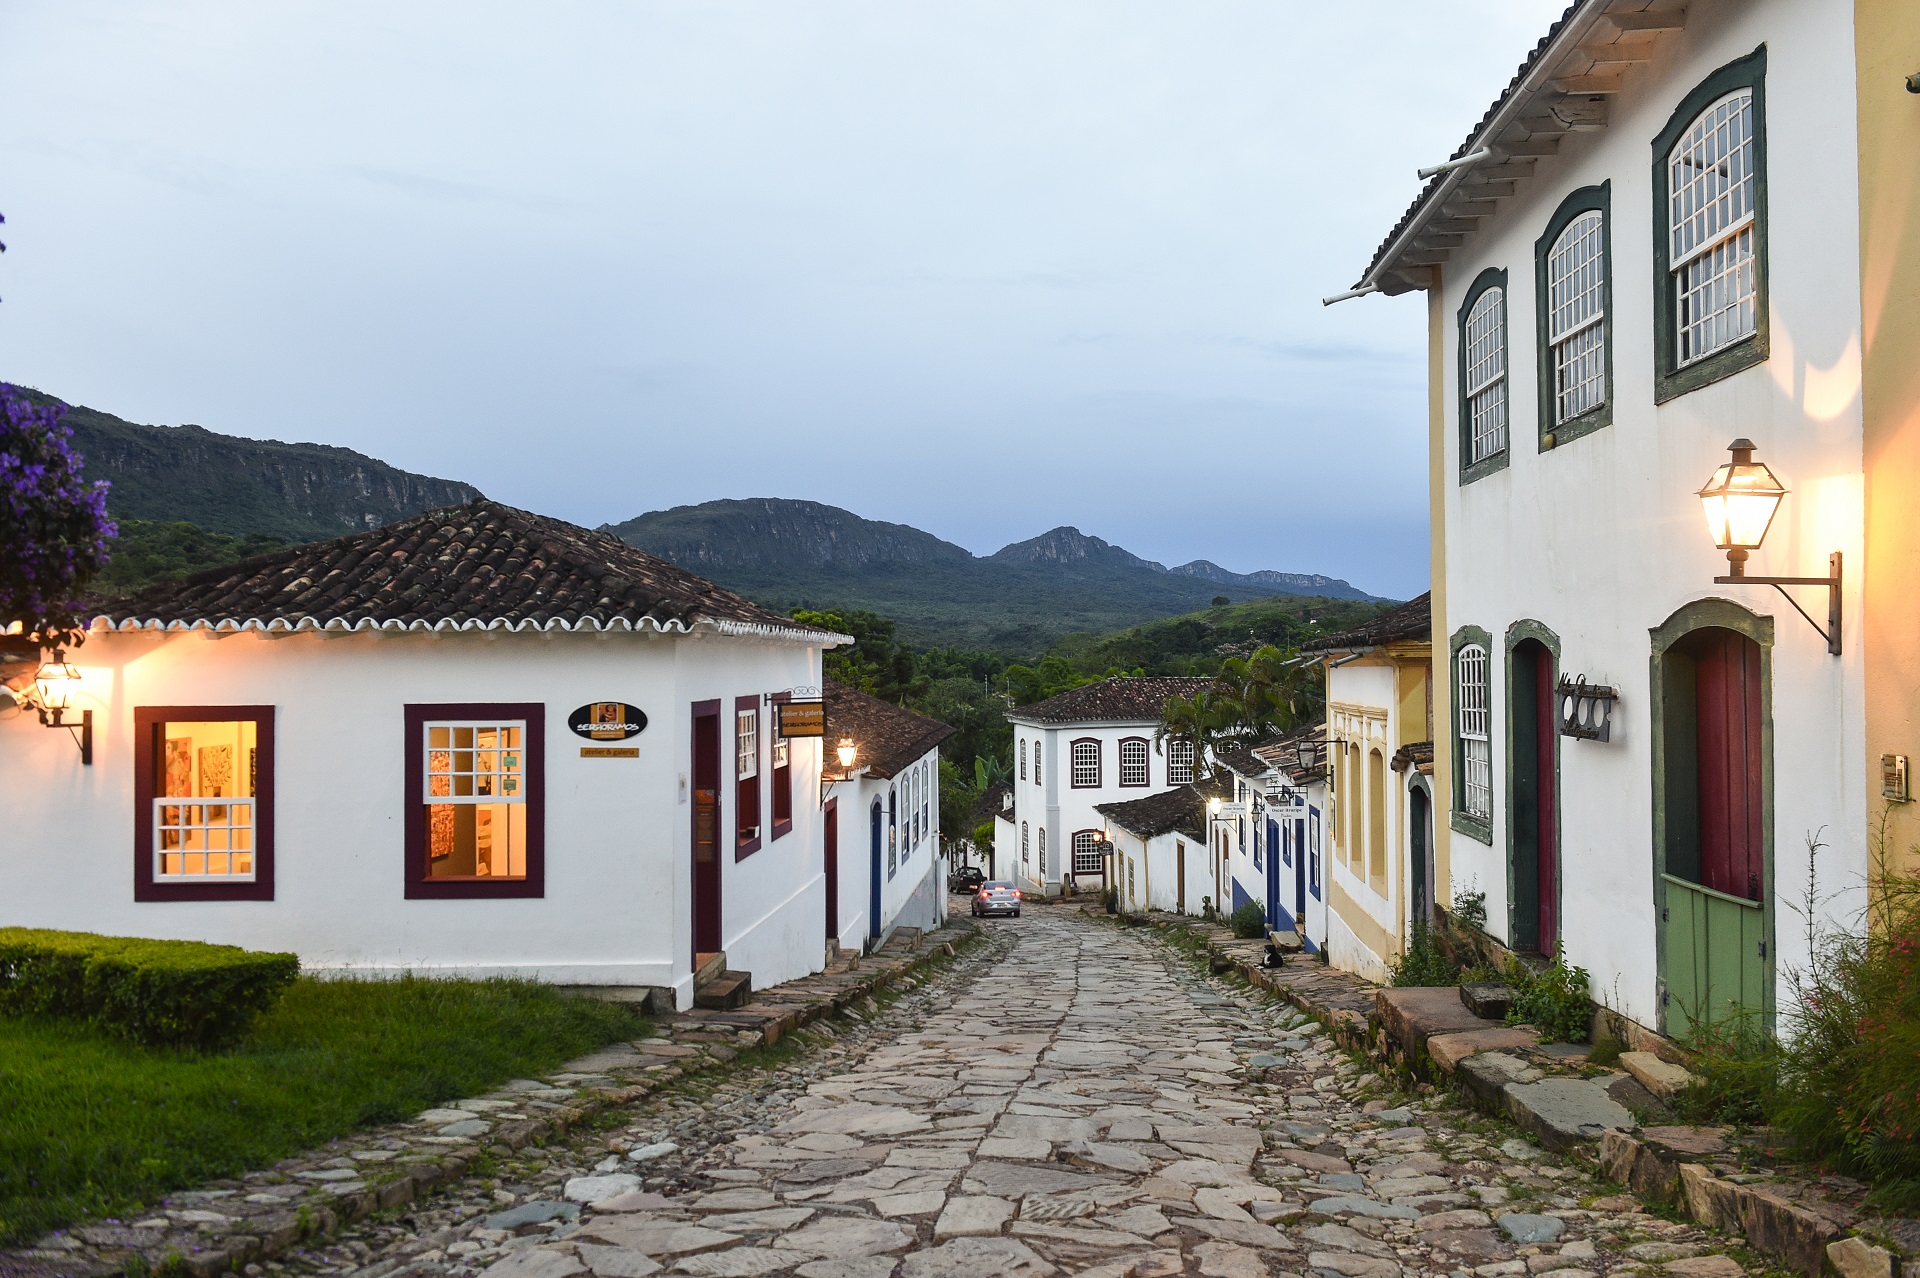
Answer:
[1671,1010,1778,1126]
[1230,901,1265,940]
[1389,924,1459,987]
[1504,947,1593,1043]
[0,929,299,1050]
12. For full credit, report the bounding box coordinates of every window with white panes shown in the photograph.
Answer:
[1119,737,1149,787]
[1071,739,1100,788]
[153,717,260,881]
[1464,287,1508,463]
[1548,211,1608,422]
[1020,739,1027,780]
[1021,821,1030,863]
[1167,737,1195,786]
[1033,743,1041,786]
[1456,646,1492,820]
[1037,827,1047,877]
[1072,830,1103,876]
[425,721,528,879]
[1670,90,1757,364]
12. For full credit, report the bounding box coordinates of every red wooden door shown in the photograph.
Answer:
[1533,650,1559,951]
[823,798,840,939]
[691,701,723,959]
[1693,631,1765,901]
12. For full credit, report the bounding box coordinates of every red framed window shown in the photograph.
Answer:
[1119,737,1150,787]
[735,695,762,857]
[1070,738,1101,788]
[405,702,544,899]
[770,693,794,840]
[134,706,276,902]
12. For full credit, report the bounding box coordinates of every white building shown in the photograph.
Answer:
[1254,724,1332,955]
[1004,676,1211,896]
[1341,0,1920,1036]
[821,679,954,951]
[0,502,850,1010]
[1098,782,1223,917]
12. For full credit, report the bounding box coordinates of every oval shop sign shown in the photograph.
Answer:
[568,702,649,741]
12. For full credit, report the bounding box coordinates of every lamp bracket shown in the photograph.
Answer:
[37,706,93,765]
[1714,550,1842,655]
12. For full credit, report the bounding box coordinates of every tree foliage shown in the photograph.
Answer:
[0,385,116,647]
[1156,644,1323,775]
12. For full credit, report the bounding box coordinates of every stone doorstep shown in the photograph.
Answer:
[12,919,982,1278]
[1428,1027,1541,1074]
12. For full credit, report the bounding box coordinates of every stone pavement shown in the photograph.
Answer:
[262,910,1762,1278]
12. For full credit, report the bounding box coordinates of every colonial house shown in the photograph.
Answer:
[820,679,955,951]
[1302,595,1434,983]
[1002,676,1212,896]
[1097,781,1225,916]
[0,501,850,1010]
[1340,0,1920,1036]
[1248,723,1332,954]
[1213,741,1283,927]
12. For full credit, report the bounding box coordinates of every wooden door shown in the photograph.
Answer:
[823,798,839,940]
[1176,841,1186,913]
[691,701,723,960]
[1510,639,1559,954]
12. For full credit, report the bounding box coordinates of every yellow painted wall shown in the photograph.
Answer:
[1427,273,1453,907]
[1856,0,1920,877]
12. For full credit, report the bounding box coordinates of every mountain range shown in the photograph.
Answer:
[29,389,1383,651]
[604,498,1380,651]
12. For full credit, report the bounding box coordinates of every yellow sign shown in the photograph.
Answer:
[580,747,640,759]
[777,700,826,738]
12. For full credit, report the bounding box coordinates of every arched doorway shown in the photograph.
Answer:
[1508,628,1560,955]
[1653,604,1774,1037]
[868,798,883,941]
[1409,782,1433,932]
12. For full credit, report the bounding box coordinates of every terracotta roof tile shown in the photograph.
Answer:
[1301,592,1431,654]
[87,500,839,642]
[1096,785,1208,843]
[1008,676,1215,726]
[824,679,956,780]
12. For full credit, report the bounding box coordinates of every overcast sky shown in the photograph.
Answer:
[0,1,1564,600]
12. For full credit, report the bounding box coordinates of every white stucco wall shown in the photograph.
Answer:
[829,745,945,951]
[1436,0,1868,1029]
[1009,718,1184,895]
[0,626,832,1007]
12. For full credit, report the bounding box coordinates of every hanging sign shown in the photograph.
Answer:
[777,700,826,738]
[568,702,648,741]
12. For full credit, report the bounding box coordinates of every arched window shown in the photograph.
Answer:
[1020,738,1027,781]
[1669,89,1757,364]
[1168,738,1195,786]
[1546,210,1607,423]
[1038,827,1047,877]
[1072,830,1102,877]
[1367,748,1387,888]
[1457,644,1492,819]
[1034,744,1042,787]
[1021,821,1029,863]
[1119,737,1149,787]
[1463,284,1508,464]
[1071,739,1101,788]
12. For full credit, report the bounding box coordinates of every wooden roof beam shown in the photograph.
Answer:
[1602,8,1688,33]
[1494,136,1563,157]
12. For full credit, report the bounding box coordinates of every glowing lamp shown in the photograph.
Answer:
[1696,438,1787,571]
[33,655,81,712]
[836,737,858,771]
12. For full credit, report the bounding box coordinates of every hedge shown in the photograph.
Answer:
[0,929,299,1049]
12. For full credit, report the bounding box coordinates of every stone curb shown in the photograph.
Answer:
[10,918,982,1278]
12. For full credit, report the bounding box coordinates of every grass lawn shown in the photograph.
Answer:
[0,976,647,1247]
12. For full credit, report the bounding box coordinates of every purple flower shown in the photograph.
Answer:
[0,383,116,648]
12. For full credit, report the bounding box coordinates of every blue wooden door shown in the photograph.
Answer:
[1265,818,1287,931]
[868,798,883,939]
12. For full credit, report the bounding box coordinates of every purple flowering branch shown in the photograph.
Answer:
[0,383,116,649]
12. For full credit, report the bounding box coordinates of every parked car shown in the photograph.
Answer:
[971,881,1021,918]
[949,866,986,893]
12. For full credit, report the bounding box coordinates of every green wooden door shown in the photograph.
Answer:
[1663,874,1767,1038]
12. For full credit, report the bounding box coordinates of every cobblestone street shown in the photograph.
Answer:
[281,910,1759,1278]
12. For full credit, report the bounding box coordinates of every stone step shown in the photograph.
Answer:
[694,969,753,1011]
[693,950,728,986]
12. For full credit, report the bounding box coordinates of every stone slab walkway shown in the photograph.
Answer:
[198,908,1785,1278]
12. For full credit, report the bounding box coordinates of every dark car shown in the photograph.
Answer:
[971,881,1021,918]
[949,866,986,893]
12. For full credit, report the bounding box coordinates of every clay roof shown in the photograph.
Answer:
[83,500,842,642]
[1301,593,1431,655]
[1214,738,1281,782]
[974,782,1013,819]
[1254,722,1329,785]
[1007,676,1214,727]
[1391,740,1436,775]
[1096,785,1207,843]
[824,679,955,780]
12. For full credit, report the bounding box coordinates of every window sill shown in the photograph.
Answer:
[1656,335,1767,405]
[771,818,793,842]
[1450,812,1494,846]
[406,878,543,899]
[136,880,275,903]
[1541,402,1610,451]
[1460,450,1510,487]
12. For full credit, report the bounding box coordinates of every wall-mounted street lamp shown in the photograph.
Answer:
[822,736,860,798]
[29,652,92,764]
[1697,439,1842,656]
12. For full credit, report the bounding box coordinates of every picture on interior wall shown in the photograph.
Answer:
[198,745,233,797]
[165,737,193,797]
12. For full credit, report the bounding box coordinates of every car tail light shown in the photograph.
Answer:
[1011,890,1022,899]
[978,889,990,899]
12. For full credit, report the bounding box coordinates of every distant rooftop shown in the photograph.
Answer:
[1007,676,1214,727]
[1301,592,1431,654]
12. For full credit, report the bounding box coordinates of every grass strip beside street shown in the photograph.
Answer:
[0,975,646,1248]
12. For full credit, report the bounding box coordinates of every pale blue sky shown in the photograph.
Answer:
[0,1,1564,599]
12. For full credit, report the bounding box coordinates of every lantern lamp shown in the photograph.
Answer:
[29,651,91,764]
[836,737,858,771]
[1696,440,1843,656]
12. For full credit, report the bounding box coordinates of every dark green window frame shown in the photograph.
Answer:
[1651,46,1769,405]
[1535,183,1613,450]
[1456,268,1512,486]
[1449,624,1494,845]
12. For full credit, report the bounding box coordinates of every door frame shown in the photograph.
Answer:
[1409,779,1433,934]
[823,797,839,942]
[1649,598,1777,1036]
[868,797,884,940]
[690,699,724,964]
[1504,620,1562,954]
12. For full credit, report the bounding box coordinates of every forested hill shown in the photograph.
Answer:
[606,498,1380,652]
[29,389,480,542]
